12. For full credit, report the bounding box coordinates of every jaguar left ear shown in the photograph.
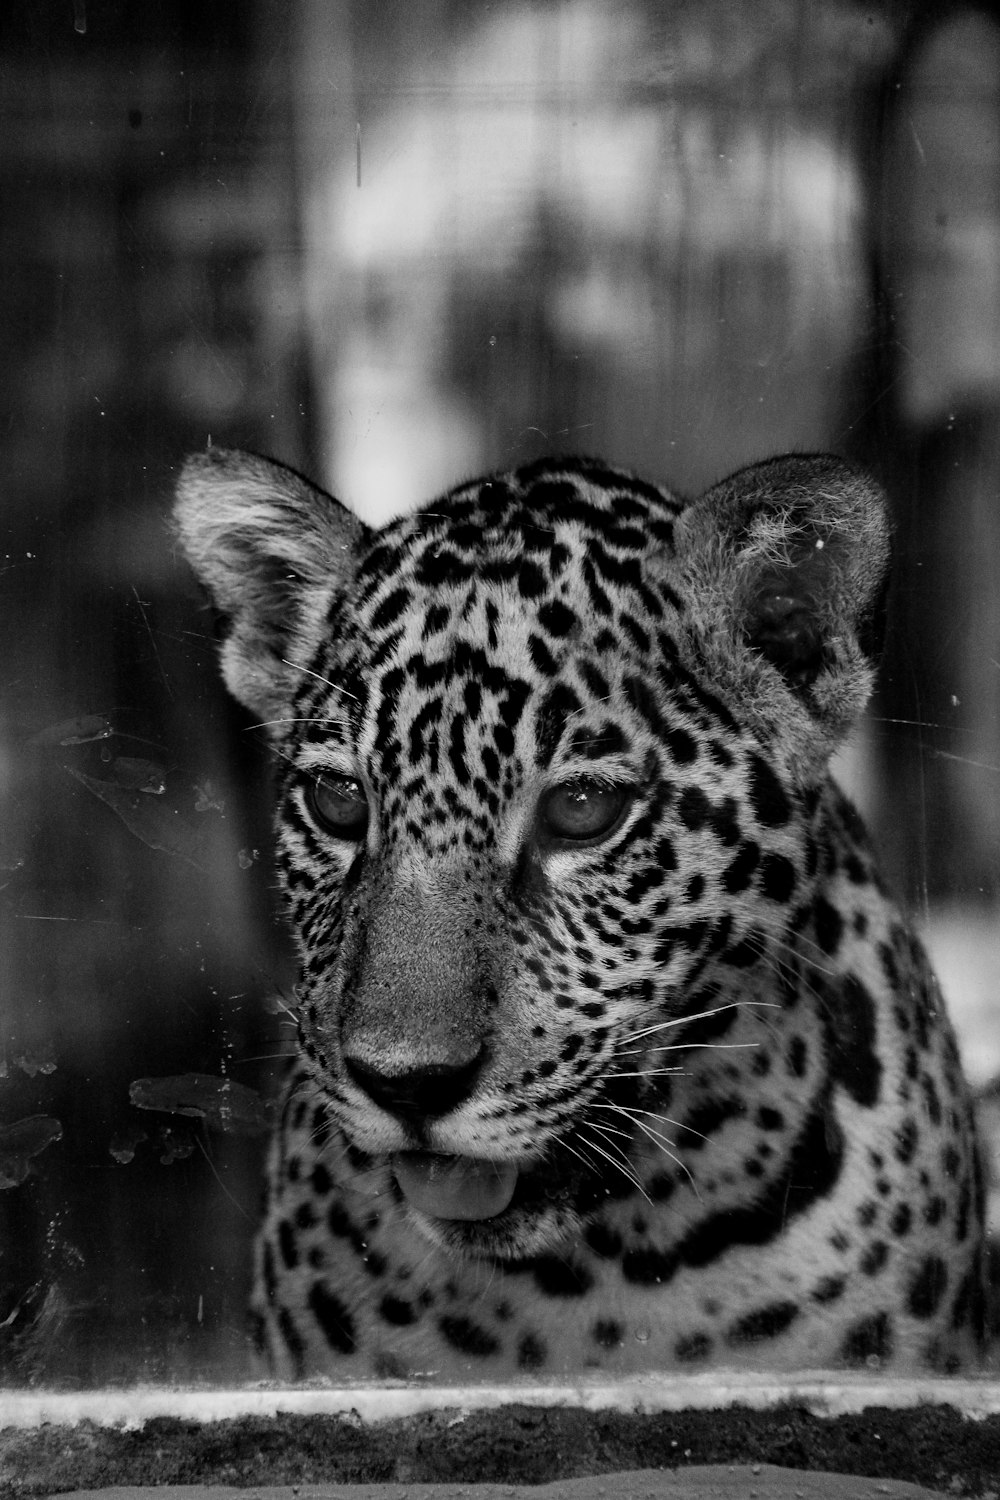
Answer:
[675,454,891,771]
[173,447,370,724]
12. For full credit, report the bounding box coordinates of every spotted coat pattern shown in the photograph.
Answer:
[174,447,986,1379]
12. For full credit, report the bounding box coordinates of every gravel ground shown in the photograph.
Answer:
[3,1404,1000,1498]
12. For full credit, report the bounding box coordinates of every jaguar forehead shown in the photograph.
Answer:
[353,466,682,634]
[354,612,652,790]
[355,570,673,760]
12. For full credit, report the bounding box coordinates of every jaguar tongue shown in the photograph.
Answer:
[392,1152,518,1221]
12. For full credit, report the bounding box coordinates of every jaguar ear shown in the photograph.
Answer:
[173,448,369,723]
[675,454,891,774]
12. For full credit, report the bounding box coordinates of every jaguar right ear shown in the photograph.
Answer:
[674,453,892,778]
[173,448,370,724]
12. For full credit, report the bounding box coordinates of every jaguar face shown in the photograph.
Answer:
[268,483,812,1258]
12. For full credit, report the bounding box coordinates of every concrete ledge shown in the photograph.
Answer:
[2,1373,1000,1428]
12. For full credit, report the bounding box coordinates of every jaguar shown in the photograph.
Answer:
[174,445,986,1379]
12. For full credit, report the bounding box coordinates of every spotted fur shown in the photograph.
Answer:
[174,447,986,1378]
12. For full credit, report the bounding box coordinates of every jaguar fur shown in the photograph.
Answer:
[174,447,986,1379]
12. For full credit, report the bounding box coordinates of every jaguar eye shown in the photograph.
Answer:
[305,775,369,840]
[540,779,630,842]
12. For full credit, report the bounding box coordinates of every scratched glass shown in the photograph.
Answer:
[1,0,997,1389]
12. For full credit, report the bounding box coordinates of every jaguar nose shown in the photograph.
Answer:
[343,1048,484,1124]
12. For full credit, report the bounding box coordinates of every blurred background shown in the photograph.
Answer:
[1,0,998,1385]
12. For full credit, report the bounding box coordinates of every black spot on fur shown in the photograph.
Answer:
[675,1331,713,1362]
[813,897,844,956]
[416,546,475,588]
[295,1201,317,1231]
[879,941,901,993]
[760,853,796,901]
[538,599,577,638]
[895,1117,919,1164]
[924,1194,945,1226]
[370,587,412,632]
[531,1255,594,1297]
[620,612,652,653]
[592,1319,623,1349]
[786,1035,808,1077]
[584,1223,623,1259]
[622,673,665,738]
[648,1172,675,1202]
[722,842,760,893]
[569,722,628,760]
[665,723,698,764]
[950,1264,987,1341]
[824,974,882,1108]
[438,1315,501,1356]
[379,1294,417,1326]
[621,1246,679,1286]
[840,1311,893,1365]
[249,1308,267,1356]
[890,1202,912,1237]
[677,786,710,831]
[908,1256,949,1319]
[327,1201,355,1239]
[679,1105,843,1269]
[311,1106,332,1146]
[588,537,644,593]
[518,559,548,599]
[277,1306,306,1376]
[747,753,791,827]
[919,1072,942,1126]
[582,557,614,618]
[517,1332,547,1370]
[578,658,610,699]
[536,681,583,766]
[727,1301,799,1345]
[310,1162,332,1196]
[278,1219,299,1271]
[308,1282,356,1354]
[422,602,451,638]
[528,632,558,676]
[679,1095,744,1147]
[860,1240,888,1276]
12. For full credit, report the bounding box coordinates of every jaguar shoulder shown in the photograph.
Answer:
[174,447,986,1378]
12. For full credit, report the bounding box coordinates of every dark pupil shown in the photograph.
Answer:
[544,781,625,839]
[310,777,367,836]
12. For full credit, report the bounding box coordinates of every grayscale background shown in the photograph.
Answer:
[1,0,998,1386]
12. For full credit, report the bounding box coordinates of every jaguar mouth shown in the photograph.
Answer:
[391,1151,519,1222]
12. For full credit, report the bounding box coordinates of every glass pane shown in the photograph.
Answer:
[1,0,996,1390]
